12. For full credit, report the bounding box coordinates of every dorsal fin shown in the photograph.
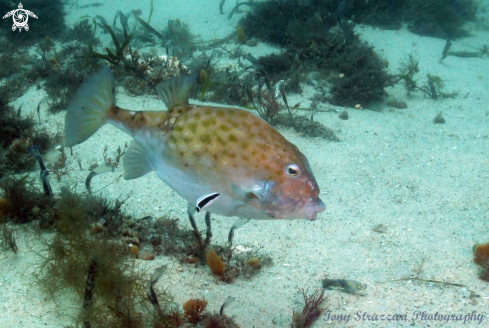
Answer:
[155,74,197,109]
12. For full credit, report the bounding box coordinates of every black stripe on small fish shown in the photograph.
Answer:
[196,192,220,213]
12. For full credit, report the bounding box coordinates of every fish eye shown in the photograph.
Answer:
[284,163,301,178]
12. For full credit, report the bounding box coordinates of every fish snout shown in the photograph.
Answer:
[305,198,326,221]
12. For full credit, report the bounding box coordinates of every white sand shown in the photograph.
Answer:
[1,0,489,327]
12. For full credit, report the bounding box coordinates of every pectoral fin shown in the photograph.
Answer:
[242,181,274,203]
[123,141,154,180]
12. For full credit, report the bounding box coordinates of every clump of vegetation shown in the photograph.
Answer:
[276,114,340,141]
[34,38,101,113]
[183,299,208,324]
[1,224,17,253]
[291,287,327,328]
[29,189,150,328]
[89,24,133,65]
[0,88,61,173]
[0,39,34,101]
[395,55,457,99]
[167,18,195,52]
[0,168,245,326]
[258,52,296,83]
[240,1,392,107]
[64,18,101,45]
[396,54,420,95]
[341,0,405,30]
[433,112,445,124]
[404,0,477,39]
[0,175,51,224]
[311,0,477,39]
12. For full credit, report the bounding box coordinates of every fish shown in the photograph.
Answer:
[27,145,52,197]
[147,265,167,318]
[64,67,326,220]
[219,296,236,316]
[195,192,220,213]
[322,278,367,295]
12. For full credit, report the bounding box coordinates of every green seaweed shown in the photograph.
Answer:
[89,24,133,65]
[33,192,149,328]
[396,54,420,94]
[1,224,18,253]
[133,12,165,40]
[167,18,195,51]
[75,17,100,44]
[148,0,154,23]
[227,1,257,20]
[219,0,226,15]
[240,1,392,107]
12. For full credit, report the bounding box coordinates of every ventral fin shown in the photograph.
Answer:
[196,192,220,213]
[155,74,197,109]
[123,141,154,180]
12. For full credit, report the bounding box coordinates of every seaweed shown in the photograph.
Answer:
[64,18,101,45]
[276,114,339,141]
[0,86,61,173]
[446,44,489,59]
[433,112,445,124]
[89,24,133,65]
[1,224,17,253]
[241,1,316,46]
[395,54,420,94]
[395,60,457,100]
[404,0,477,39]
[227,1,257,20]
[219,0,226,15]
[240,1,392,107]
[0,175,51,224]
[32,192,148,328]
[167,18,195,52]
[39,42,101,113]
[311,0,476,39]
[343,0,405,30]
[258,52,296,81]
[199,69,213,101]
[133,12,165,40]
[291,287,327,328]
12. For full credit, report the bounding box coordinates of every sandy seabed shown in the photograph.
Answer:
[1,1,489,327]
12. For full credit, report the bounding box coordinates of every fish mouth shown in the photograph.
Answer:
[305,198,326,221]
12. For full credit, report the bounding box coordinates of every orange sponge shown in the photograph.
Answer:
[206,250,225,276]
[183,298,207,323]
[473,243,489,265]
[236,26,247,44]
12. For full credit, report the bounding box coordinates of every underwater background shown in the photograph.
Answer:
[1,0,489,327]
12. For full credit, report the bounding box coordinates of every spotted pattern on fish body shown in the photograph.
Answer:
[65,67,326,221]
[110,104,322,220]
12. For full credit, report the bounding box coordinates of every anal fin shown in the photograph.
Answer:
[123,141,154,180]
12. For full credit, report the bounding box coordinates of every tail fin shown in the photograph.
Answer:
[64,66,115,147]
